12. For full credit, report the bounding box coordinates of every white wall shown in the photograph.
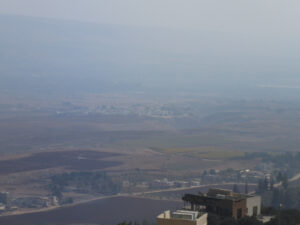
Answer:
[246,196,261,217]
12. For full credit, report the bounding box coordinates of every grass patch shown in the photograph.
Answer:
[164,147,245,159]
[115,133,232,150]
[164,146,218,153]
[196,151,245,159]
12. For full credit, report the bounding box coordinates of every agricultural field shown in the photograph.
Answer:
[163,147,245,159]
[1,93,300,221]
[0,150,121,175]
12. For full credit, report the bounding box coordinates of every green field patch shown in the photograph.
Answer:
[196,151,245,159]
[164,147,245,159]
[115,133,231,150]
[164,146,218,153]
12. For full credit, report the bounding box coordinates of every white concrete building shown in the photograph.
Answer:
[246,195,261,217]
[157,210,207,225]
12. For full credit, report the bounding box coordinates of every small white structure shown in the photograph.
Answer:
[246,195,262,217]
[157,210,207,225]
[0,203,6,211]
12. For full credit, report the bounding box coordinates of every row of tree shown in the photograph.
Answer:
[255,173,300,210]
[208,208,300,225]
[49,171,121,198]
[242,152,300,177]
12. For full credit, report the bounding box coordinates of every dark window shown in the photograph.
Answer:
[253,206,258,216]
[237,208,243,219]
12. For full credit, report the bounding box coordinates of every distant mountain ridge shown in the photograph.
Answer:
[1,14,300,98]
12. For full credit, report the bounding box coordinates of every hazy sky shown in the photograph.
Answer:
[1,0,300,95]
[1,0,300,32]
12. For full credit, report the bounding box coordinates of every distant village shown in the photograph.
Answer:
[121,166,271,193]
[0,166,272,215]
[54,102,192,119]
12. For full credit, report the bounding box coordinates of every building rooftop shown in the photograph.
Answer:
[183,188,259,205]
[172,210,199,221]
[158,210,206,221]
[206,188,256,201]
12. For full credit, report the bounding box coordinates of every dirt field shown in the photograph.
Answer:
[0,150,121,175]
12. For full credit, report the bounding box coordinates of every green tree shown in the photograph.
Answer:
[238,216,263,225]
[272,188,282,208]
[277,172,283,183]
[233,184,240,193]
[257,179,265,194]
[282,175,288,190]
[270,177,274,191]
[245,180,249,194]
[117,222,133,225]
[208,213,220,225]
[220,217,238,225]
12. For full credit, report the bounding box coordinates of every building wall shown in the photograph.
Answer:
[246,196,261,217]
[196,213,207,225]
[232,199,247,220]
[204,197,247,219]
[157,218,196,225]
[207,189,233,197]
[157,212,207,225]
[204,198,233,217]
[0,192,9,205]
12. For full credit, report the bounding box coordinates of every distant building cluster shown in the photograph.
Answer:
[0,191,59,215]
[56,102,189,119]
[0,192,11,213]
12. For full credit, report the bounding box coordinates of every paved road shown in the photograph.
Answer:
[289,173,300,182]
[133,182,257,195]
[273,172,300,188]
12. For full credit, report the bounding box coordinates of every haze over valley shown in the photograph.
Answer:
[1,1,300,224]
